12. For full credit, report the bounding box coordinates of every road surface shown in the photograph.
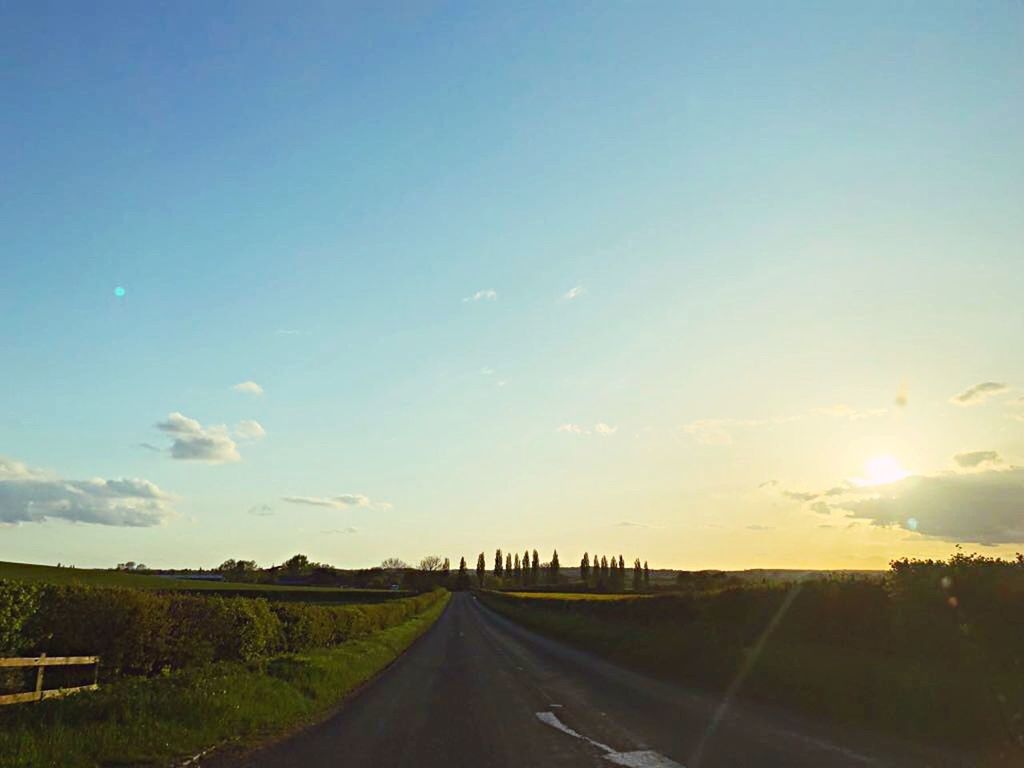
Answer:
[216,592,956,768]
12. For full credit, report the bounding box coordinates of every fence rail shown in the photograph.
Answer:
[0,654,100,706]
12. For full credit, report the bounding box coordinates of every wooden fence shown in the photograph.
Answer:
[0,654,100,705]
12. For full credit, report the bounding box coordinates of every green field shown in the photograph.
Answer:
[0,561,405,603]
[501,591,652,601]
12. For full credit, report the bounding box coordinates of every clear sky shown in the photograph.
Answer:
[2,1,1023,571]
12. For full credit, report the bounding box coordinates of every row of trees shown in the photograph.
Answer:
[580,553,651,591]
[478,549,561,587]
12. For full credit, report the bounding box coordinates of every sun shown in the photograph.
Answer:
[859,455,910,486]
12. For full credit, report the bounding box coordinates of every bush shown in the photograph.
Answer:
[0,580,42,654]
[9,583,446,679]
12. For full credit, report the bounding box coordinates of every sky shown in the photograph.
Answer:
[2,1,1023,571]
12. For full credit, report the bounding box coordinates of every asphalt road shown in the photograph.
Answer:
[219,592,958,768]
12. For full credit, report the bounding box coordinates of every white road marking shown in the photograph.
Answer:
[549,703,563,708]
[535,712,685,768]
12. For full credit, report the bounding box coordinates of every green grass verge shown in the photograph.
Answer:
[0,592,450,768]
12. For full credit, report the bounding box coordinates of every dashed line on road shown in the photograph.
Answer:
[535,712,685,768]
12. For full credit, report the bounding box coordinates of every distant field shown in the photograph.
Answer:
[501,591,652,601]
[0,561,406,603]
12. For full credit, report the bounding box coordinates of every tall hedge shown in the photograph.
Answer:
[0,579,445,679]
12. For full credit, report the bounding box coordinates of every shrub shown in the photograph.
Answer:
[0,580,42,654]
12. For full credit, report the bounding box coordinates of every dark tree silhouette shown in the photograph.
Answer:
[600,555,609,581]
[523,550,530,584]
[551,550,561,583]
[633,558,642,591]
[505,552,512,575]
[643,560,650,589]
[442,557,451,580]
[513,552,521,582]
[619,554,625,572]
[531,550,540,584]
[456,557,470,589]
[494,549,504,579]
[580,552,590,584]
[476,552,486,587]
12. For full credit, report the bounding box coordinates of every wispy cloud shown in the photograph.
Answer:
[234,419,266,440]
[557,422,617,436]
[0,456,174,527]
[232,381,264,396]
[281,494,388,511]
[275,329,302,336]
[248,504,274,517]
[155,412,240,463]
[463,289,497,303]
[950,381,1009,406]
[320,527,358,535]
[480,367,495,376]
[561,285,586,301]
[557,424,587,435]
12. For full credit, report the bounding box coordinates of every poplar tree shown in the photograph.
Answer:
[643,560,650,589]
[494,549,503,579]
[580,552,590,584]
[600,555,609,581]
[513,553,521,582]
[550,550,560,583]
[457,557,470,589]
[522,550,530,584]
[531,550,540,584]
[633,558,642,591]
[506,552,512,575]
[476,552,486,586]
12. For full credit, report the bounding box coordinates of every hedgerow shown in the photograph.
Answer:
[0,579,445,679]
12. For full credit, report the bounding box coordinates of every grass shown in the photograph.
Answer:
[0,592,450,767]
[0,561,405,603]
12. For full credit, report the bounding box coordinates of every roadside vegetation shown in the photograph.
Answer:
[480,552,1024,758]
[0,592,449,768]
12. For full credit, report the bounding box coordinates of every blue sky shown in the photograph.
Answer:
[2,1,1023,570]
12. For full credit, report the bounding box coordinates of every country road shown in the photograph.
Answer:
[215,592,959,768]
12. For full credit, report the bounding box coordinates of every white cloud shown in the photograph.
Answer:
[463,289,497,303]
[557,422,617,436]
[812,404,888,420]
[320,527,358,535]
[950,381,1009,406]
[248,504,273,517]
[557,424,588,435]
[0,456,174,527]
[561,285,586,301]
[682,418,767,446]
[156,412,240,463]
[480,367,495,376]
[953,450,1001,468]
[234,419,266,440]
[232,381,264,396]
[281,494,385,511]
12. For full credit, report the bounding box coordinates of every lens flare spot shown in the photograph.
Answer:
[907,517,918,531]
[114,286,126,298]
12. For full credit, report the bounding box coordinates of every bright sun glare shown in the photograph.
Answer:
[859,455,910,486]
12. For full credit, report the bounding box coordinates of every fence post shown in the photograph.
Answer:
[34,653,46,702]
